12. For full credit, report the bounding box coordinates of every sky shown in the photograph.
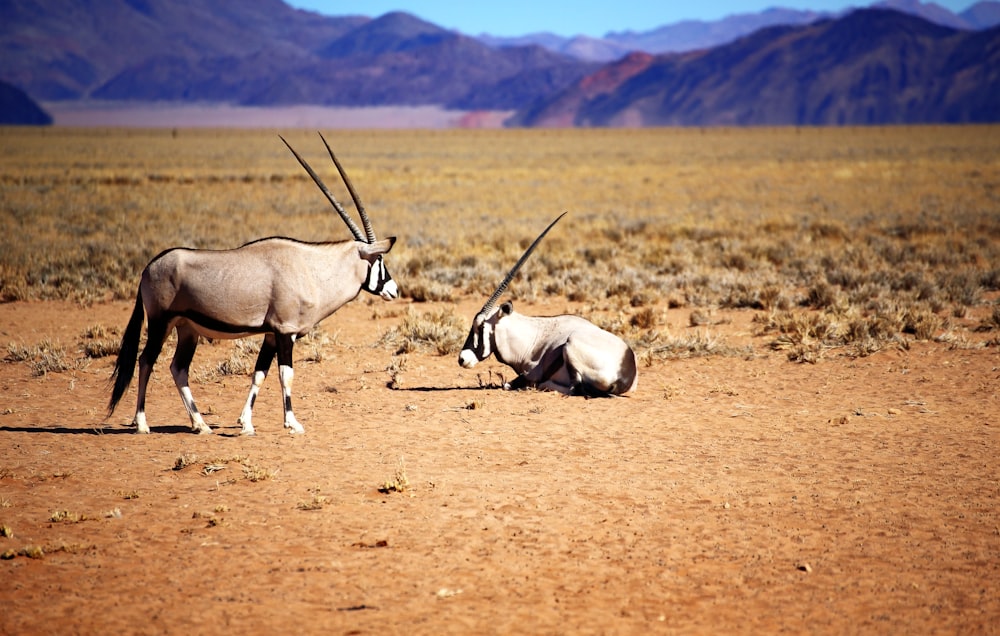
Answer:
[284,1,979,37]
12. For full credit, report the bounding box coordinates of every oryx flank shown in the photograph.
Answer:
[107,133,397,434]
[459,213,637,397]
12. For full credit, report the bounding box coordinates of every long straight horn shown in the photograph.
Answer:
[279,134,365,242]
[480,212,567,314]
[318,132,377,244]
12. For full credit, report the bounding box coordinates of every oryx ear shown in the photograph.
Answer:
[359,237,396,258]
[500,301,513,315]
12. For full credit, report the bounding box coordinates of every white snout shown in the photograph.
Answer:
[380,279,399,300]
[458,349,478,369]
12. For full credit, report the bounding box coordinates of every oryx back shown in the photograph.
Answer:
[142,238,379,339]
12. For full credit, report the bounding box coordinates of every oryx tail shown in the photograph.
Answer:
[108,291,145,417]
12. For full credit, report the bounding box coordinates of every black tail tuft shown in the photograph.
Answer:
[107,291,144,418]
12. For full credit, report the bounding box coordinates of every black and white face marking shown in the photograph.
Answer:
[362,256,398,300]
[459,309,496,368]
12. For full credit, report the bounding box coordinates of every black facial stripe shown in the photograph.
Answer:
[364,257,391,292]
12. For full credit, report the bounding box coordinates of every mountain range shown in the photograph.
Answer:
[481,0,1000,61]
[512,8,1000,126]
[1,0,997,126]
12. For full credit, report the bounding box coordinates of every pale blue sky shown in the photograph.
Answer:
[285,1,978,37]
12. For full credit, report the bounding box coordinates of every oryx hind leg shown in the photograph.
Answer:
[238,334,277,436]
[133,318,168,434]
[170,324,212,434]
[275,333,304,434]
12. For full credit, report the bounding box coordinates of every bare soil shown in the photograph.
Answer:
[1,298,998,634]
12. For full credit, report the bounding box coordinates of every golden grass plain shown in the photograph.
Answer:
[2,125,998,360]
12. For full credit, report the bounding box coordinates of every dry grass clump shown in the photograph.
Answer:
[215,338,260,376]
[172,453,274,482]
[49,510,88,523]
[379,307,466,355]
[378,457,410,494]
[296,490,330,510]
[638,329,754,362]
[79,324,121,358]
[8,540,77,557]
[5,340,85,376]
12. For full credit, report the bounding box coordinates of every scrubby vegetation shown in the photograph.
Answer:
[1,126,997,362]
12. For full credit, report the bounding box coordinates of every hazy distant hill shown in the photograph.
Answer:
[0,1,593,111]
[0,0,367,101]
[0,80,52,125]
[509,9,1000,127]
[482,0,1000,61]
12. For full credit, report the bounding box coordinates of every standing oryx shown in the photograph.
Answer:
[107,133,398,434]
[459,213,637,396]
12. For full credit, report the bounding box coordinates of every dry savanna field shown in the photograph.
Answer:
[1,126,999,634]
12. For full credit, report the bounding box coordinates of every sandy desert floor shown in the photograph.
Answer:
[0,297,998,634]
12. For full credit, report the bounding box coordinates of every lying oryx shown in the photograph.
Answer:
[107,133,397,434]
[459,213,637,396]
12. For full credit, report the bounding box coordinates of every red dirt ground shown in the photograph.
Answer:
[1,298,997,634]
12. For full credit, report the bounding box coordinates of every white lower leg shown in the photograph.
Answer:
[133,411,149,434]
[278,365,304,434]
[238,370,266,435]
[134,366,151,434]
[178,385,212,434]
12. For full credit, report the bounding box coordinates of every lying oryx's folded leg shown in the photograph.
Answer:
[238,334,277,436]
[170,324,212,434]
[529,346,576,395]
[275,333,305,434]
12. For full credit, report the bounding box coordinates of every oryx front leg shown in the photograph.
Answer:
[238,335,276,436]
[171,325,212,434]
[276,334,304,434]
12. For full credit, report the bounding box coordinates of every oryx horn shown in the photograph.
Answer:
[279,134,367,243]
[480,211,567,314]
[318,133,377,244]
